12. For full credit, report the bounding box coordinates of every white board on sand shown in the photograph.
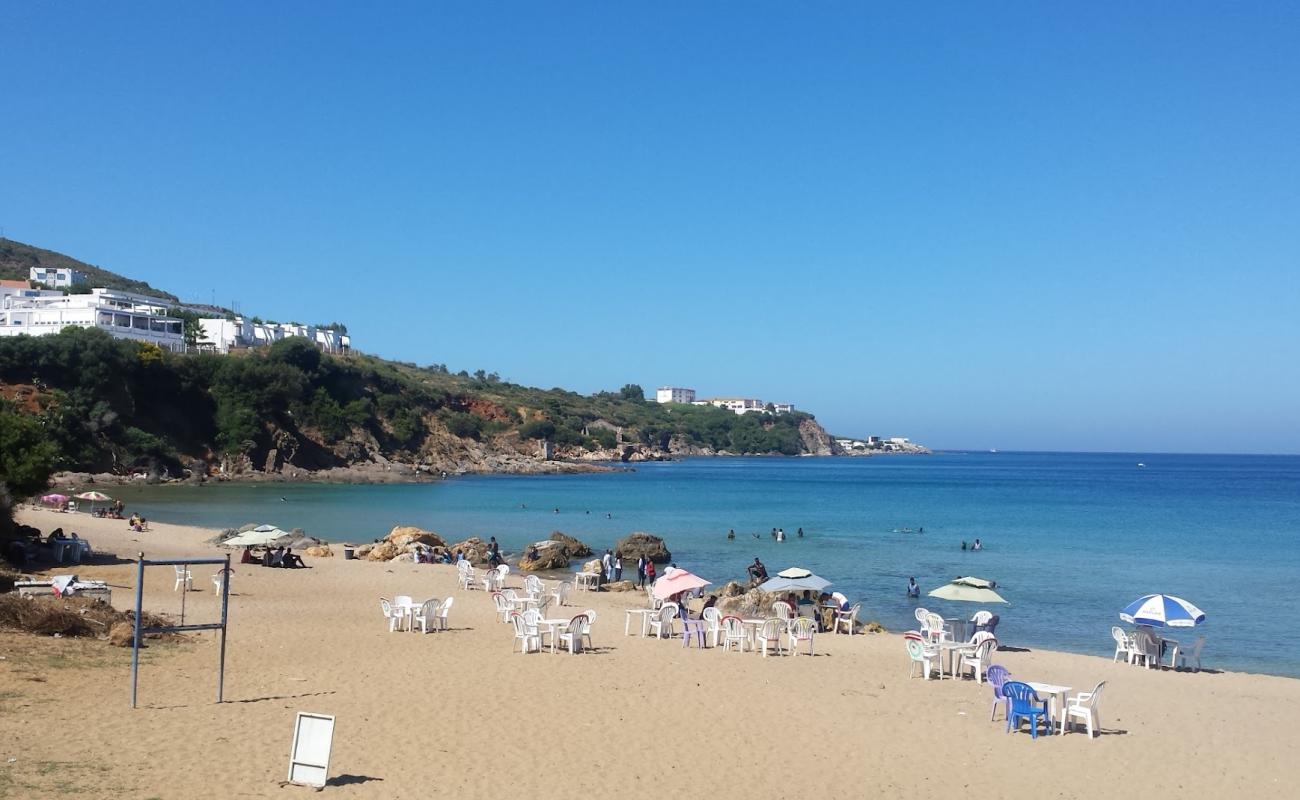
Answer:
[287,712,335,788]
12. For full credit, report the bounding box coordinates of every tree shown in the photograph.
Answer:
[0,402,59,497]
[619,383,645,402]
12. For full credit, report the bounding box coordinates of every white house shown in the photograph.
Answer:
[655,386,696,404]
[28,267,88,289]
[0,287,185,351]
[198,317,351,355]
[705,397,765,415]
[771,402,794,414]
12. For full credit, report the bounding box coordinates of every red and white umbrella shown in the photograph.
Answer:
[652,567,711,601]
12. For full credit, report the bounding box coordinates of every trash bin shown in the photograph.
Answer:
[342,545,355,560]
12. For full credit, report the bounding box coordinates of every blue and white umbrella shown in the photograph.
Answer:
[1120,594,1205,628]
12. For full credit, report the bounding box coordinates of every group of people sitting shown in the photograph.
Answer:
[238,546,306,568]
[776,590,850,632]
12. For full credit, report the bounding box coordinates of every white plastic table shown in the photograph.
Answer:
[625,608,656,636]
[575,572,600,591]
[1026,682,1072,734]
[538,618,572,653]
[393,599,423,632]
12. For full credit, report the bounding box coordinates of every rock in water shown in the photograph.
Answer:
[614,532,671,564]
[548,531,592,558]
[518,540,570,571]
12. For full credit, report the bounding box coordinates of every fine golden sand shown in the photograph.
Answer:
[3,508,1299,799]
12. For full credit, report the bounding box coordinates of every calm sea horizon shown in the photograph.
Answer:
[112,451,1300,677]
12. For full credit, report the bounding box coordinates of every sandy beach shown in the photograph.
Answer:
[3,507,1299,799]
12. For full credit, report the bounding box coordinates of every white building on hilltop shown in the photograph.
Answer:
[29,267,89,289]
[655,386,696,404]
[702,397,765,415]
[198,317,351,355]
[0,287,185,351]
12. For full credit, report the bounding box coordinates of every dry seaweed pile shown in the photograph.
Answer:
[0,594,177,643]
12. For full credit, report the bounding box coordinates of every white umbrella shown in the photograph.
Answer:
[222,524,292,547]
[928,576,1008,604]
[1120,594,1205,628]
[759,567,831,594]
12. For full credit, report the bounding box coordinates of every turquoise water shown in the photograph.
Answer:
[113,453,1300,677]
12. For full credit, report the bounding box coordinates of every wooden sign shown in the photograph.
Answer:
[287,712,335,788]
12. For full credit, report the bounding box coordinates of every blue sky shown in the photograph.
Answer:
[3,3,1298,453]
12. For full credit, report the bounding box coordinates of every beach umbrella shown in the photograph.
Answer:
[73,490,112,514]
[652,567,711,601]
[222,524,292,547]
[1120,594,1205,628]
[928,576,1008,604]
[41,493,69,506]
[759,567,832,594]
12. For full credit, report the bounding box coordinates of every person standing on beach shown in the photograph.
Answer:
[614,551,623,582]
[644,558,656,588]
[602,549,614,582]
[636,555,647,588]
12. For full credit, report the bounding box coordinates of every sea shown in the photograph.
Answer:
[112,452,1300,677]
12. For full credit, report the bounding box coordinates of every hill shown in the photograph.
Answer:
[0,238,177,301]
[0,328,837,489]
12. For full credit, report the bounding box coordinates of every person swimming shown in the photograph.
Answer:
[727,529,735,540]
[961,541,968,550]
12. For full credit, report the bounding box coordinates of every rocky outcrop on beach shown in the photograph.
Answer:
[362,542,401,562]
[614,532,671,564]
[548,531,592,557]
[385,526,446,550]
[582,558,603,575]
[602,580,637,592]
[449,537,494,566]
[303,545,334,558]
[518,540,569,572]
[710,582,779,618]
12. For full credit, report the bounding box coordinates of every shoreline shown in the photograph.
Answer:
[4,506,1300,797]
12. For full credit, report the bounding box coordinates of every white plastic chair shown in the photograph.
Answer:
[721,616,747,652]
[435,597,454,630]
[905,632,941,679]
[922,612,949,642]
[510,612,540,653]
[956,635,998,683]
[914,607,931,627]
[495,564,510,581]
[649,603,678,639]
[380,598,403,632]
[701,607,723,647]
[211,569,232,594]
[834,603,860,635]
[772,601,794,625]
[1064,681,1106,739]
[550,581,572,608]
[559,614,589,654]
[491,592,512,623]
[1176,636,1205,672]
[1132,628,1161,669]
[173,565,193,592]
[787,617,816,656]
[756,619,784,657]
[458,566,476,591]
[524,575,543,598]
[482,570,501,592]
[414,598,440,633]
[1111,626,1136,663]
[580,608,597,650]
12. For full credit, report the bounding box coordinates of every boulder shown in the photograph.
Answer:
[353,543,376,559]
[548,531,592,558]
[518,540,570,572]
[713,587,780,619]
[385,525,447,550]
[712,580,747,598]
[449,537,493,566]
[582,558,603,575]
[303,545,333,558]
[601,580,637,592]
[364,542,401,562]
[862,620,886,634]
[614,532,671,564]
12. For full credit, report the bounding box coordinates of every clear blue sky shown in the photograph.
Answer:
[3,3,1298,453]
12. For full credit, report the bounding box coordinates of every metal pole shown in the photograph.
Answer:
[217,554,230,703]
[131,553,144,709]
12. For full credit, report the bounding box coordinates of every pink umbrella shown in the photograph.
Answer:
[41,494,69,506]
[652,567,711,601]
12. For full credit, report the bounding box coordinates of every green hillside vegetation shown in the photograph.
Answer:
[0,328,816,489]
[0,238,178,301]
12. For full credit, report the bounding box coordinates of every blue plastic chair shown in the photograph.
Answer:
[1003,681,1049,739]
[987,665,1011,721]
